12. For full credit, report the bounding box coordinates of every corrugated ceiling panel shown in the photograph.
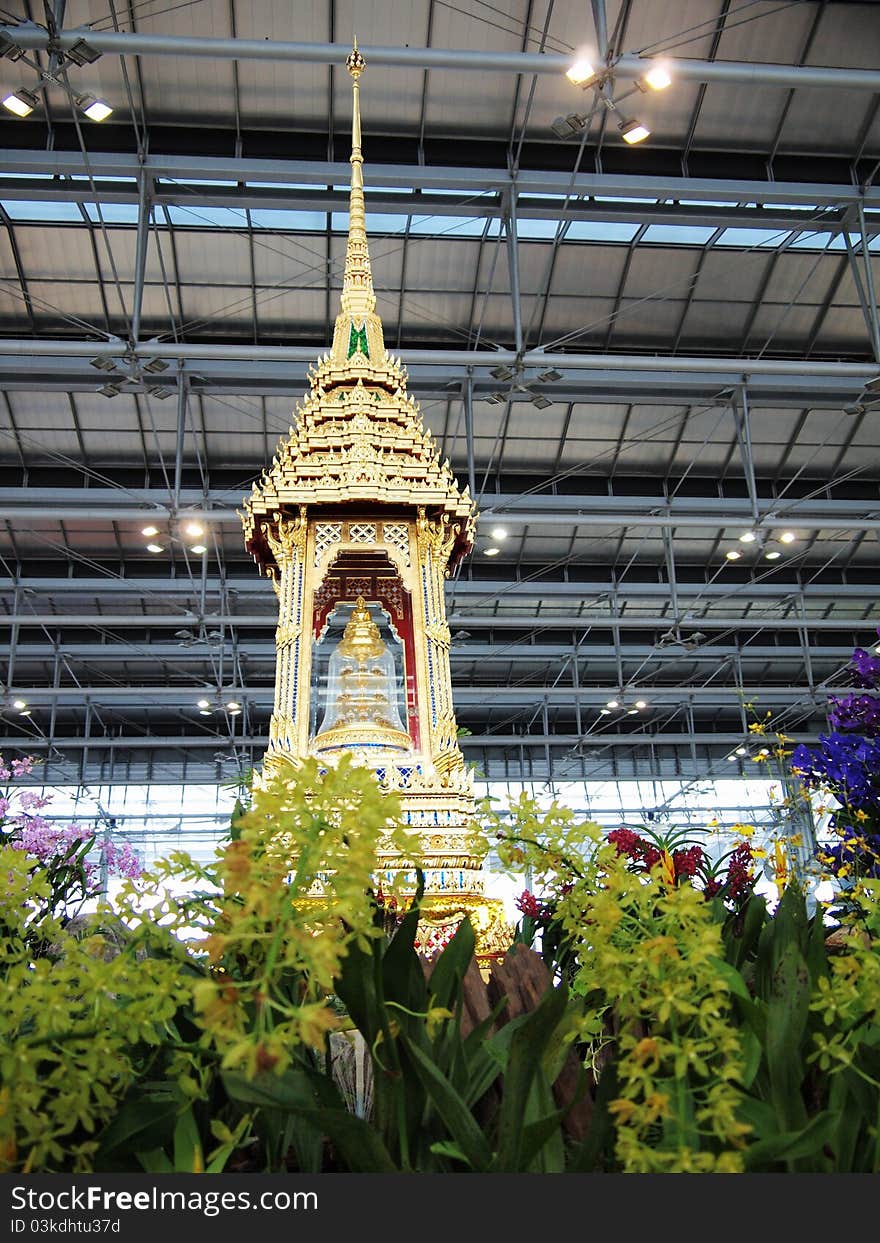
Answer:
[172,232,253,284]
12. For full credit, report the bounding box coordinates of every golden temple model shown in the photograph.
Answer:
[241,42,509,960]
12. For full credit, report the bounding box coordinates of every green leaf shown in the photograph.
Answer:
[400,1034,492,1171]
[381,901,427,1018]
[520,1106,566,1172]
[137,1148,174,1173]
[494,983,568,1171]
[334,936,381,1043]
[98,1095,179,1156]
[426,917,475,1010]
[766,941,810,1134]
[566,1062,618,1173]
[222,1068,318,1113]
[740,1027,763,1090]
[428,1140,472,1167]
[743,1110,836,1170]
[296,1106,398,1173]
[172,1106,202,1173]
[707,955,751,1001]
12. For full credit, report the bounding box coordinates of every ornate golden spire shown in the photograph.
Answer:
[329,41,386,367]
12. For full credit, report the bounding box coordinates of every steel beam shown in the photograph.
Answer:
[2,150,877,215]
[0,731,823,751]
[0,571,876,598]
[0,612,871,632]
[1,488,877,529]
[4,26,880,90]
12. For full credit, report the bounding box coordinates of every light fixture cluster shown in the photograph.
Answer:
[844,375,880,417]
[11,697,30,717]
[599,696,648,718]
[482,524,508,557]
[485,364,561,409]
[141,520,207,557]
[724,529,797,563]
[197,697,242,718]
[90,355,171,399]
[554,53,672,145]
[1,32,113,121]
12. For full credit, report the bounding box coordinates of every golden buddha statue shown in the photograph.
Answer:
[314,597,412,755]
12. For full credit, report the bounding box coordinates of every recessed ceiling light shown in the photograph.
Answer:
[606,699,619,709]
[779,531,796,544]
[739,531,756,543]
[146,543,164,553]
[765,550,781,560]
[484,546,500,556]
[184,521,204,538]
[190,544,207,555]
[725,549,741,561]
[141,525,159,538]
[490,526,508,541]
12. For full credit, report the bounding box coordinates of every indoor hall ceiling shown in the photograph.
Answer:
[0,0,877,786]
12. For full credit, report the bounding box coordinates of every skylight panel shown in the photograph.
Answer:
[642,224,717,245]
[165,205,247,228]
[714,227,790,248]
[83,202,140,224]
[1,199,83,222]
[566,220,640,242]
[249,209,326,231]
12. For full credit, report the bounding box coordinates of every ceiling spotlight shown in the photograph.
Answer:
[757,747,770,758]
[75,94,113,122]
[184,521,204,538]
[0,34,26,61]
[12,699,26,710]
[483,546,500,557]
[619,118,651,145]
[634,700,647,710]
[726,753,737,761]
[190,544,207,555]
[551,112,586,139]
[537,368,562,383]
[199,709,212,716]
[640,64,672,91]
[18,708,31,717]
[141,525,159,537]
[64,38,102,66]
[779,531,796,544]
[725,549,741,561]
[739,531,756,543]
[606,699,619,709]
[735,747,747,756]
[146,542,164,554]
[485,392,506,405]
[490,365,514,381]
[530,392,552,410]
[565,57,599,87]
[197,699,211,709]
[599,708,611,716]
[226,701,241,714]
[99,382,121,398]
[765,550,781,561]
[490,526,508,541]
[142,357,169,374]
[2,88,38,118]
[627,708,638,715]
[89,356,117,372]
[146,385,172,399]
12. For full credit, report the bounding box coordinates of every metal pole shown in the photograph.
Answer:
[4,26,880,89]
[463,372,477,501]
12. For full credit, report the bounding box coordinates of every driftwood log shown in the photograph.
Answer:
[425,942,594,1141]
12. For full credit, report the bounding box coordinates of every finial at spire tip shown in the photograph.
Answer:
[347,39,366,79]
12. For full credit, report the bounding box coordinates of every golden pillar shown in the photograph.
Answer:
[240,44,508,959]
